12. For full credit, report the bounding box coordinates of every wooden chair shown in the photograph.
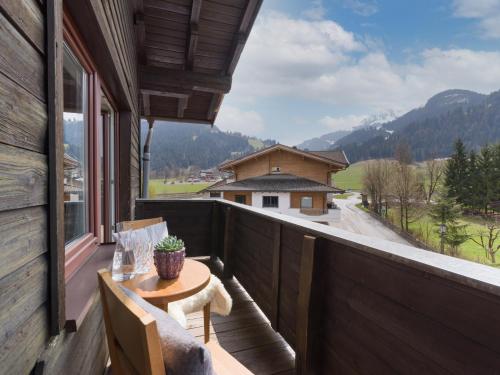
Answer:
[117,217,163,232]
[98,270,252,375]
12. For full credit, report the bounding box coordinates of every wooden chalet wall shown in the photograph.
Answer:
[233,149,336,185]
[0,0,139,373]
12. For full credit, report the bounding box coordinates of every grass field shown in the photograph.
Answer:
[148,179,211,196]
[332,161,366,191]
[333,193,353,199]
[387,209,499,267]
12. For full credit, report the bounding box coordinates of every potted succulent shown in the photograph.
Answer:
[153,235,186,279]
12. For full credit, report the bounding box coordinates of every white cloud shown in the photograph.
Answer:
[214,105,265,135]
[342,0,379,16]
[453,0,500,38]
[232,11,500,114]
[303,0,326,20]
[320,114,368,131]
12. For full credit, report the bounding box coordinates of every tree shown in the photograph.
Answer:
[429,196,463,254]
[445,223,469,257]
[422,158,445,204]
[470,219,500,263]
[445,139,469,205]
[476,145,496,214]
[362,159,391,215]
[392,142,421,231]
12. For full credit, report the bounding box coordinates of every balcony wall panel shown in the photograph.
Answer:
[137,199,500,374]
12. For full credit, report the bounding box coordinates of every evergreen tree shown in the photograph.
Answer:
[444,139,469,205]
[464,150,480,209]
[476,145,496,214]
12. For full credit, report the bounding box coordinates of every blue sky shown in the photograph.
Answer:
[214,0,500,145]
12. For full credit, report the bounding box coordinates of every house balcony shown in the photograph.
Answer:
[134,198,500,374]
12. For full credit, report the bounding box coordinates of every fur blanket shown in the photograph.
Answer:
[168,275,232,328]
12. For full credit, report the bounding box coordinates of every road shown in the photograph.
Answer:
[329,194,412,246]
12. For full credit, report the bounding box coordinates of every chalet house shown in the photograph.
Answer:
[206,144,349,216]
[2,1,500,374]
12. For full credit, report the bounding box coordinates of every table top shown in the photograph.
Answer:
[120,259,211,306]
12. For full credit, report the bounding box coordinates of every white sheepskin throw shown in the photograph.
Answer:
[168,275,232,328]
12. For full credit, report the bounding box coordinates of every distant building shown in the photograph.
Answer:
[204,144,349,216]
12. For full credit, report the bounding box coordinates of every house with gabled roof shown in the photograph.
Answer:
[205,144,349,216]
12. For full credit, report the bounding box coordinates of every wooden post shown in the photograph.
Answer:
[47,0,65,336]
[210,202,219,262]
[296,235,316,375]
[222,207,234,279]
[270,222,281,330]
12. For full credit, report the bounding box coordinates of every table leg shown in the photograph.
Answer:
[203,303,211,343]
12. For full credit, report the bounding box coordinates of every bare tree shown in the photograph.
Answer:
[363,159,391,215]
[392,143,422,231]
[423,158,445,204]
[470,219,500,263]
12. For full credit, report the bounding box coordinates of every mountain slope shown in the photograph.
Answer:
[296,130,350,151]
[337,89,499,162]
[336,90,486,148]
[141,122,275,174]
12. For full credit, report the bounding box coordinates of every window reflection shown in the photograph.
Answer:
[63,44,89,246]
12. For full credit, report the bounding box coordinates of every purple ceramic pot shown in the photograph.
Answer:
[153,248,185,280]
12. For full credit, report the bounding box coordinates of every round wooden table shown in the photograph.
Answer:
[120,259,212,342]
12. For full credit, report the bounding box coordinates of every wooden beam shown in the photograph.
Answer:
[141,88,189,99]
[223,207,234,279]
[226,33,246,75]
[271,222,281,330]
[134,12,146,65]
[210,202,219,262]
[296,235,316,375]
[186,0,202,69]
[226,0,262,74]
[140,65,231,93]
[142,92,150,116]
[177,96,188,118]
[207,93,223,121]
[47,0,65,336]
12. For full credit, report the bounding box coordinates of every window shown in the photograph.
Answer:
[301,196,313,209]
[210,192,221,198]
[263,196,279,208]
[235,195,246,204]
[63,45,89,246]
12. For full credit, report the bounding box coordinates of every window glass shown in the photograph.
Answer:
[263,196,279,208]
[301,196,313,209]
[235,195,246,204]
[63,44,89,246]
[210,192,221,198]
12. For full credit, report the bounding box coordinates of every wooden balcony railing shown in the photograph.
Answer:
[136,198,500,374]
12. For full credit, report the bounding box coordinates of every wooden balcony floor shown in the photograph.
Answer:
[186,260,295,375]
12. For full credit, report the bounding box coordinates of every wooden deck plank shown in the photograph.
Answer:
[185,260,295,375]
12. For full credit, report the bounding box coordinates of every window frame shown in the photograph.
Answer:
[62,12,120,281]
[300,196,313,209]
[263,195,279,208]
[235,194,247,204]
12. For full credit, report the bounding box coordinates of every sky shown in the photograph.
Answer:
[213,0,500,145]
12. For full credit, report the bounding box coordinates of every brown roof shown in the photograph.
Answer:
[219,144,349,170]
[139,0,263,124]
[308,150,350,166]
[206,174,344,193]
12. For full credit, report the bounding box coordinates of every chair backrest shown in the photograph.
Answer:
[117,217,163,232]
[98,269,166,375]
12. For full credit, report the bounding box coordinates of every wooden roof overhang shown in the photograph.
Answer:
[137,0,262,124]
[219,144,350,171]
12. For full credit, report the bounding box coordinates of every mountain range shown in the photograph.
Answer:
[141,122,275,175]
[300,89,500,162]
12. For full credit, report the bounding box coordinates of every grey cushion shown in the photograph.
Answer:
[120,286,214,375]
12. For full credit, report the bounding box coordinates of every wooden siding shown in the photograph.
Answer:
[0,1,50,372]
[223,191,253,205]
[234,149,337,184]
[137,199,500,374]
[290,192,326,210]
[0,1,138,373]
